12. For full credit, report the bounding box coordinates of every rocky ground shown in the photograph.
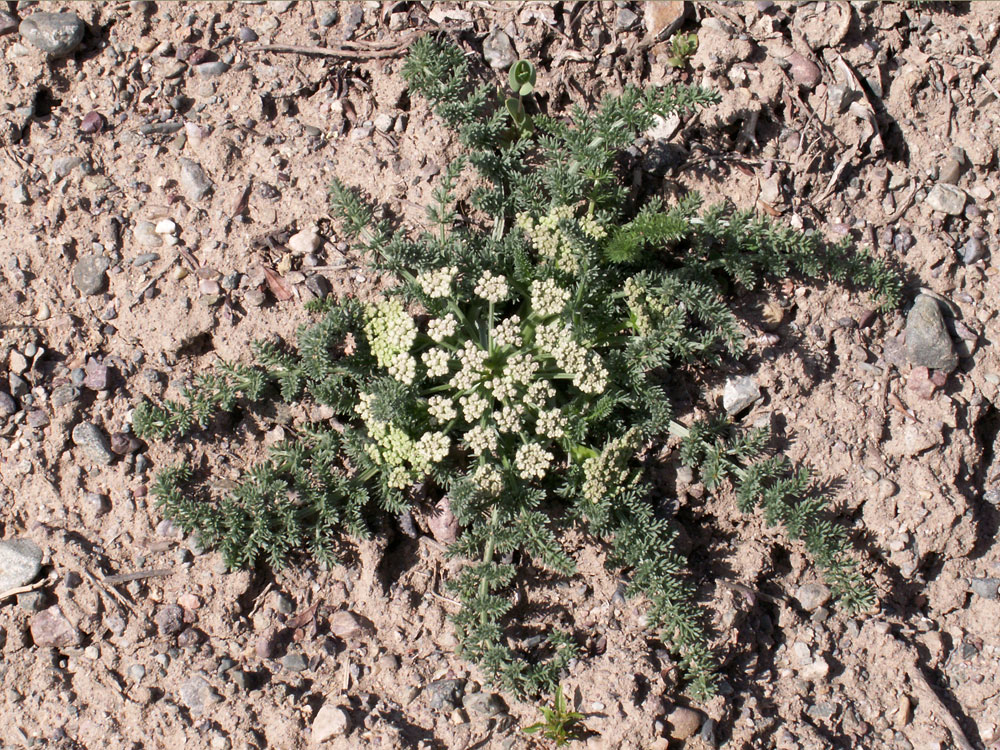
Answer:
[1,2,999,749]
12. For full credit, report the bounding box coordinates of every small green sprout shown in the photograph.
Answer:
[666,32,699,68]
[505,58,536,133]
[524,685,585,746]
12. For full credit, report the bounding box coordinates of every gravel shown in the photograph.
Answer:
[723,375,761,415]
[924,183,967,215]
[795,583,832,611]
[30,605,81,648]
[72,422,115,465]
[178,158,213,201]
[905,295,958,371]
[73,255,110,296]
[19,12,85,57]
[424,678,465,711]
[311,703,351,742]
[482,28,517,69]
[0,538,43,591]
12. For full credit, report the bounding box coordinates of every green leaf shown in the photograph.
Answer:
[509,59,536,96]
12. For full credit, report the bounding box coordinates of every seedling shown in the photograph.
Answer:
[524,685,585,746]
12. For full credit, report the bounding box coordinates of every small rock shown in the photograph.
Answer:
[237,26,258,42]
[800,657,830,682]
[0,538,43,591]
[155,604,185,635]
[10,184,30,204]
[328,610,374,640]
[245,289,266,307]
[256,628,278,658]
[760,174,782,204]
[644,0,686,39]
[9,350,28,375]
[73,255,110,296]
[30,606,80,648]
[0,11,18,36]
[288,227,321,255]
[374,113,395,133]
[969,577,999,600]
[0,390,18,416]
[723,375,761,415]
[342,4,364,38]
[905,295,957,371]
[194,61,230,78]
[26,410,49,429]
[134,221,163,248]
[425,678,465,711]
[938,159,963,185]
[155,219,177,235]
[318,9,339,27]
[482,28,516,70]
[962,237,985,265]
[925,183,967,215]
[427,496,460,544]
[80,111,105,134]
[666,706,703,740]
[178,158,213,201]
[72,422,115,465]
[312,703,351,742]
[795,583,831,611]
[180,675,210,715]
[51,156,84,183]
[877,478,898,500]
[9,374,28,398]
[462,692,506,719]
[615,7,639,31]
[282,652,308,672]
[84,360,110,390]
[787,52,821,88]
[19,12,85,57]
[305,274,331,300]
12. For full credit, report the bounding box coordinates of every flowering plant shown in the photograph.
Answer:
[134,38,899,699]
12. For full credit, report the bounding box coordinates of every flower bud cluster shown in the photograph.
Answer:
[474,270,509,303]
[492,315,523,348]
[416,266,458,298]
[427,395,457,424]
[515,442,554,480]
[428,313,459,342]
[516,205,581,272]
[535,408,568,439]
[530,278,571,318]
[452,342,489,390]
[472,464,503,495]
[582,429,640,503]
[465,424,499,457]
[365,299,417,370]
[534,323,608,394]
[494,404,524,434]
[421,347,451,378]
[459,392,489,421]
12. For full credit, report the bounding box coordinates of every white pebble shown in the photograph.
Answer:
[155,219,177,234]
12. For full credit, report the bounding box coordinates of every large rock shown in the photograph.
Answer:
[311,702,351,743]
[723,376,761,415]
[905,295,957,371]
[19,12,85,56]
[0,538,43,591]
[73,255,110,296]
[72,421,115,465]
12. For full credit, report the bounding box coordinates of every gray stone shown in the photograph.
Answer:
[795,583,832,611]
[787,51,821,89]
[373,113,394,133]
[969,577,999,600]
[482,28,516,70]
[19,13,85,57]
[0,11,19,36]
[30,605,80,648]
[312,703,351,742]
[194,61,229,78]
[282,652,308,672]
[425,678,465,711]
[318,9,338,27]
[462,691,506,719]
[962,237,985,265]
[615,8,639,31]
[72,422,115,465]
[73,254,110,296]
[178,158,213,201]
[723,375,761,415]
[10,183,30,204]
[180,674,210,715]
[8,374,28,398]
[342,4,364,37]
[0,391,16,416]
[0,538,43,592]
[938,159,963,185]
[905,295,957,371]
[237,26,258,42]
[328,610,374,640]
[925,183,967,215]
[50,156,84,183]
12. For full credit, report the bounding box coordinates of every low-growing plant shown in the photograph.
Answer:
[666,32,699,69]
[524,685,585,746]
[134,37,899,701]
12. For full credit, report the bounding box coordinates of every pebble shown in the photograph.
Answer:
[462,692,506,719]
[134,221,163,248]
[255,628,278,658]
[195,61,230,78]
[311,703,351,742]
[723,375,761,415]
[969,577,999,600]
[245,289,266,307]
[962,237,985,265]
[9,350,28,375]
[237,26,258,42]
[80,111,105,134]
[905,295,957,371]
[0,538,43,591]
[140,122,184,135]
[288,226,321,255]
[787,52,821,88]
[133,253,160,267]
[19,12,85,56]
[129,664,146,683]
[374,112,395,133]
[425,679,465,711]
[0,11,17,36]
[155,604,185,635]
[180,675,210,715]
[11,183,30,204]
[666,706,703,740]
[282,652,308,672]
[0,390,18,416]
[644,0,686,39]
[84,360,110,390]
[795,583,831,611]
[427,496,460,544]
[615,7,639,31]
[342,4,364,37]
[329,610,374,640]
[72,422,115,465]
[199,278,221,295]
[9,374,28,398]
[30,606,81,648]
[318,9,339,27]
[877,478,898,500]
[50,156,84,183]
[73,255,110,296]
[924,183,967,215]
[26,410,49,429]
[178,158,213,201]
[482,28,516,70]
[938,158,963,185]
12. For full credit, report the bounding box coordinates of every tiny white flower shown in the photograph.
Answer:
[416,266,457,298]
[421,347,451,378]
[427,395,457,424]
[491,315,523,348]
[526,380,556,407]
[387,352,416,384]
[465,425,498,457]
[459,392,489,422]
[494,405,523,434]
[530,278,571,317]
[427,313,458,342]
[415,431,450,463]
[474,270,509,303]
[535,408,568,439]
[504,352,539,385]
[515,442,553,480]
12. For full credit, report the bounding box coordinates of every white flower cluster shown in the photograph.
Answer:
[582,429,640,503]
[415,431,450,464]
[534,323,607,394]
[530,278,571,317]
[428,313,459,342]
[356,391,373,422]
[472,464,503,495]
[488,377,517,402]
[452,341,489,390]
[579,214,607,240]
[515,442,553,480]
[535,408,567,439]
[474,270,509,303]
[465,424,498,456]
[504,352,539,385]
[387,352,416,384]
[516,206,578,272]
[365,299,416,369]
[416,266,457,298]
[494,404,523,434]
[492,315,522,348]
[459,392,489,421]
[526,380,556,407]
[427,395,456,424]
[421,347,451,378]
